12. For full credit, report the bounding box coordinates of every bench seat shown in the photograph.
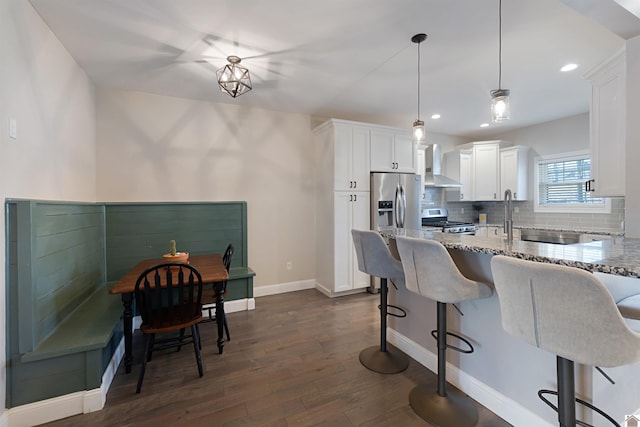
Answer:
[22,283,122,363]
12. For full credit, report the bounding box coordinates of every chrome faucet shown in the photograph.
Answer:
[504,189,513,242]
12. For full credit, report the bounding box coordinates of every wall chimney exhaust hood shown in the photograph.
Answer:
[424,144,462,187]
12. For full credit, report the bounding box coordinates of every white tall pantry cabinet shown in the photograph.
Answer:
[313,120,371,295]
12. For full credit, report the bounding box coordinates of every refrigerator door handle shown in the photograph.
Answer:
[398,185,406,228]
[394,184,402,228]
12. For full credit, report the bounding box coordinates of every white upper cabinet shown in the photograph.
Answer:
[473,142,500,201]
[333,124,370,192]
[445,141,527,202]
[585,49,626,197]
[370,129,416,173]
[444,149,473,201]
[500,146,529,200]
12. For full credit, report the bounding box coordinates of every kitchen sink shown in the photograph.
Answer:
[520,229,581,245]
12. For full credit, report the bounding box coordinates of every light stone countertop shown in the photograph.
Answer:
[474,223,623,236]
[383,228,640,278]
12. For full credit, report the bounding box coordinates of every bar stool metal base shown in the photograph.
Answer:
[409,385,478,427]
[359,345,409,374]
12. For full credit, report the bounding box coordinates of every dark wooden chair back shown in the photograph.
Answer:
[223,243,234,272]
[134,263,203,333]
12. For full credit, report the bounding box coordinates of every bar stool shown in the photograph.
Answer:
[396,236,493,427]
[490,255,640,427]
[351,229,409,374]
[593,272,640,321]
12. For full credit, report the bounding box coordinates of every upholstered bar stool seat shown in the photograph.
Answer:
[351,229,409,374]
[491,255,640,427]
[396,236,493,427]
[618,295,640,320]
[593,272,640,321]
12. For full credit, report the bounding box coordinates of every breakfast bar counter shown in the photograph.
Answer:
[378,228,640,426]
[381,228,640,277]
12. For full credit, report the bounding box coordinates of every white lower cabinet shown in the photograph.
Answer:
[333,192,370,293]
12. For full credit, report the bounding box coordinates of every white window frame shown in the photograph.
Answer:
[534,150,611,214]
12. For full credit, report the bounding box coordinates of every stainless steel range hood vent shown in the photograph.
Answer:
[424,144,462,187]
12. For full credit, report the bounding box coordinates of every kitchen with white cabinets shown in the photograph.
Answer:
[313,119,417,296]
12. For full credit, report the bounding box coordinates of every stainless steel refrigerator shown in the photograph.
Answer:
[370,172,422,231]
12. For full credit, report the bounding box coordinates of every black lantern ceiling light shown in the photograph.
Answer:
[216,55,252,98]
[490,0,510,122]
[412,33,427,143]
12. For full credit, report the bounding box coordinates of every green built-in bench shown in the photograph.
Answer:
[21,284,122,364]
[104,202,255,303]
[6,199,255,411]
[6,201,123,408]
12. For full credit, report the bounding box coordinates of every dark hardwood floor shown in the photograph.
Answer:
[43,289,511,426]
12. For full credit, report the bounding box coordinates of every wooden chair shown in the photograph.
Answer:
[134,262,204,393]
[202,243,234,341]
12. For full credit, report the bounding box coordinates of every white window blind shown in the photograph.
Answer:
[535,152,609,213]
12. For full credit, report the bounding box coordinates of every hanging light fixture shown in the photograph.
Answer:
[490,0,510,122]
[412,33,427,143]
[216,55,252,98]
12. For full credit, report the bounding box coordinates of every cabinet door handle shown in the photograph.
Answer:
[514,193,517,200]
[354,194,357,202]
[585,179,595,192]
[460,193,464,200]
[494,193,497,199]
[349,194,353,202]
[354,181,357,189]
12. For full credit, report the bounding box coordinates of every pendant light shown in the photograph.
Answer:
[490,0,510,122]
[216,55,252,98]
[412,33,427,143]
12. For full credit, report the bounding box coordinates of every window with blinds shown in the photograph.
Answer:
[535,152,610,213]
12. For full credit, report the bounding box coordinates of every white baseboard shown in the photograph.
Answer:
[314,282,367,298]
[5,335,125,427]
[253,279,315,297]
[387,328,553,427]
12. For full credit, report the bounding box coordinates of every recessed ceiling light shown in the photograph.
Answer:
[480,123,489,128]
[560,63,578,72]
[431,114,441,119]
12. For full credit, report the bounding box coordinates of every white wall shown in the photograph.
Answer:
[0,0,96,414]
[492,112,590,156]
[95,88,316,288]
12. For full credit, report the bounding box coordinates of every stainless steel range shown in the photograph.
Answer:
[421,208,476,235]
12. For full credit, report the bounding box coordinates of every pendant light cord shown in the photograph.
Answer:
[417,40,421,119]
[498,0,502,90]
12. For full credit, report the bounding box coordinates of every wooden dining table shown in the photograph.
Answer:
[110,254,229,374]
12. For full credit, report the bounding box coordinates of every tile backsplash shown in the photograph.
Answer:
[422,188,625,234]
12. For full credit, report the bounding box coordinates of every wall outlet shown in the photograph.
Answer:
[514,206,519,213]
[286,261,293,271]
[461,208,464,214]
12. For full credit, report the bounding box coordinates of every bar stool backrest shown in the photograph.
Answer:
[396,236,492,303]
[351,229,404,284]
[490,255,640,368]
